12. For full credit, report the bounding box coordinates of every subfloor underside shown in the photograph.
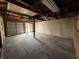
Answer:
[3,33,76,59]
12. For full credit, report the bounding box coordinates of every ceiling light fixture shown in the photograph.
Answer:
[41,0,60,13]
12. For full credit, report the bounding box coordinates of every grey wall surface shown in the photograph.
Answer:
[6,22,16,36]
[35,17,76,39]
[6,21,24,36]
[16,22,24,34]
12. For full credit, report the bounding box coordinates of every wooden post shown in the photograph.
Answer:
[33,19,35,38]
[23,22,26,33]
[27,23,28,35]
[75,14,79,59]
[0,32,2,48]
[2,14,7,36]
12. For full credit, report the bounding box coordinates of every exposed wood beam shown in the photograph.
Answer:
[0,2,7,4]
[6,14,31,20]
[7,10,44,21]
[6,14,19,17]
[6,15,35,23]
[6,17,27,22]
[6,20,27,22]
[7,10,30,17]
[0,2,7,13]
[7,0,44,15]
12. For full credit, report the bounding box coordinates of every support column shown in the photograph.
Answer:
[27,23,28,35]
[23,22,26,33]
[0,15,5,48]
[75,14,79,59]
[33,19,35,38]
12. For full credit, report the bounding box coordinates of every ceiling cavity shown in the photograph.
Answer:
[7,2,37,16]
[0,0,79,22]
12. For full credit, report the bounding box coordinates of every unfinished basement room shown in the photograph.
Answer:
[0,0,79,59]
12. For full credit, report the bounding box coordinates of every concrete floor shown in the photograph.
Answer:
[3,33,76,59]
